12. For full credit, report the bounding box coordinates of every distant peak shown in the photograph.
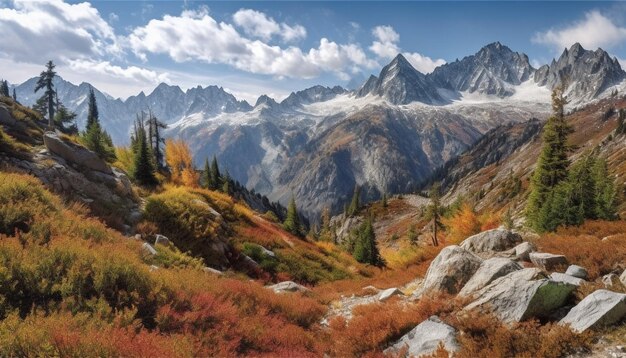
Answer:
[391,53,410,66]
[569,42,584,53]
[254,94,277,107]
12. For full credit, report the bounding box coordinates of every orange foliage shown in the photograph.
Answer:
[443,203,500,245]
[165,138,199,187]
[533,220,626,279]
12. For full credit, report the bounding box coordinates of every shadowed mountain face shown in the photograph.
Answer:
[10,42,626,218]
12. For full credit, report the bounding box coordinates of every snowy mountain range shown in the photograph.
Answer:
[10,42,626,218]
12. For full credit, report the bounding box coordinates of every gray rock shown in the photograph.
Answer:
[560,290,626,332]
[621,270,626,286]
[420,245,483,295]
[0,104,15,126]
[154,234,172,248]
[384,316,459,357]
[378,287,403,302]
[550,272,586,287]
[465,268,575,323]
[513,242,535,261]
[203,266,223,275]
[142,242,157,256]
[267,281,309,294]
[459,229,522,254]
[459,257,522,297]
[529,252,568,271]
[43,131,112,174]
[149,265,159,272]
[565,265,589,279]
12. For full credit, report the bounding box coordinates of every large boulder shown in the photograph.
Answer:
[565,265,588,279]
[459,257,522,297]
[550,273,585,287]
[459,229,522,254]
[267,281,309,294]
[420,245,483,295]
[43,131,112,174]
[560,290,626,332]
[0,104,16,126]
[529,252,568,271]
[384,316,459,357]
[465,268,575,323]
[513,242,535,261]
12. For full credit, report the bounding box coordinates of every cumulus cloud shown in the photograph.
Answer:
[67,59,170,84]
[128,8,376,79]
[533,10,626,51]
[0,0,120,63]
[369,25,445,73]
[232,8,306,43]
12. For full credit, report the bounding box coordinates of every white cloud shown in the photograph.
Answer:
[128,9,376,79]
[67,59,170,84]
[0,0,120,63]
[533,10,626,51]
[233,8,306,43]
[109,12,119,22]
[369,25,445,73]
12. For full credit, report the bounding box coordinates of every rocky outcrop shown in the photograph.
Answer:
[420,245,483,295]
[529,252,568,271]
[565,265,588,280]
[384,316,459,357]
[465,268,575,323]
[459,257,522,297]
[560,290,626,332]
[513,242,535,261]
[0,104,16,126]
[43,131,112,174]
[267,281,310,294]
[459,229,522,254]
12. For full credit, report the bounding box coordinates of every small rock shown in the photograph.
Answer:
[203,267,223,275]
[459,229,522,254]
[513,242,535,261]
[550,272,586,286]
[560,290,626,332]
[529,252,568,271]
[149,265,159,272]
[384,316,459,357]
[154,234,172,247]
[142,242,157,256]
[378,288,403,302]
[267,281,309,294]
[565,265,588,279]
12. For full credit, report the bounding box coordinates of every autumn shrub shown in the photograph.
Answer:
[533,221,626,279]
[148,244,205,269]
[443,203,501,245]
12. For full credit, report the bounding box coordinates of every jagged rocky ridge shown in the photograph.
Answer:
[9,42,626,219]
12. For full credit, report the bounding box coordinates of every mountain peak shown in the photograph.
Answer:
[254,94,278,108]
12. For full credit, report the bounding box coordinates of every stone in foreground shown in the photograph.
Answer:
[267,281,309,294]
[384,316,459,357]
[529,252,568,271]
[565,265,588,279]
[550,272,585,287]
[43,131,112,174]
[513,241,535,261]
[465,268,575,323]
[459,229,522,254]
[560,290,626,332]
[420,245,483,295]
[459,257,522,297]
[378,287,403,302]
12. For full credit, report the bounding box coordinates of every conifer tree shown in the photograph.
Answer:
[352,217,382,266]
[592,157,618,220]
[616,109,626,136]
[425,183,443,246]
[81,88,116,161]
[382,192,388,208]
[0,80,8,97]
[147,110,167,170]
[34,61,57,128]
[86,88,98,129]
[131,118,157,186]
[283,195,301,236]
[526,87,573,231]
[12,88,16,102]
[319,206,334,242]
[202,157,211,189]
[222,170,232,195]
[210,155,221,190]
[347,185,361,216]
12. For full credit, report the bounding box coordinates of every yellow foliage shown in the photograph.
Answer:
[113,146,134,173]
[165,138,199,187]
[443,203,483,245]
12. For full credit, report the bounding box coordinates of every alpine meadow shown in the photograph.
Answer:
[2,1,626,357]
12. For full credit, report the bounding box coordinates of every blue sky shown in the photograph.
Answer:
[1,1,626,102]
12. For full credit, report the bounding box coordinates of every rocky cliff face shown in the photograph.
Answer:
[534,43,626,103]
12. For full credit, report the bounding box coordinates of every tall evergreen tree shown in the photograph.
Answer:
[131,117,157,186]
[34,61,57,128]
[425,182,443,246]
[352,217,383,266]
[283,195,301,236]
[0,80,9,97]
[86,88,98,129]
[209,155,221,190]
[82,88,115,161]
[526,87,573,231]
[202,157,211,189]
[347,185,361,216]
[12,88,16,102]
[592,157,618,220]
[147,111,167,170]
[222,170,232,195]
